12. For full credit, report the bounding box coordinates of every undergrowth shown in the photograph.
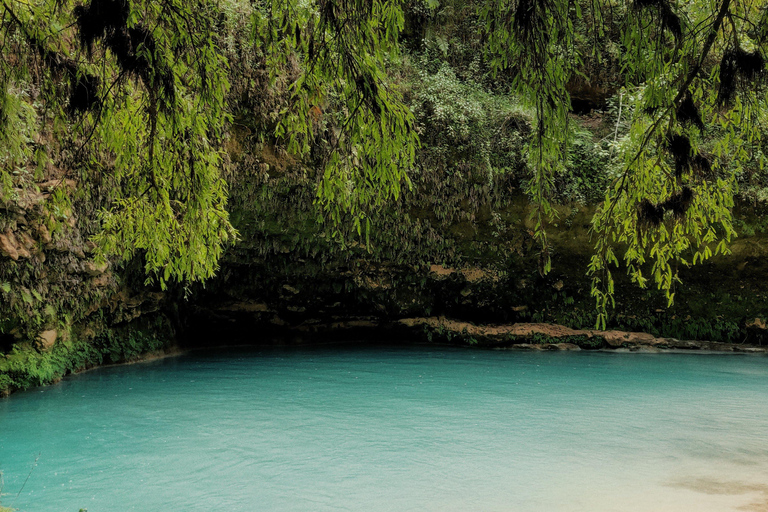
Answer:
[0,318,172,395]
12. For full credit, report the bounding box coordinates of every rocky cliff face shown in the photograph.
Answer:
[0,178,170,344]
[0,177,177,395]
[182,141,768,349]
[3,0,768,399]
[2,145,767,395]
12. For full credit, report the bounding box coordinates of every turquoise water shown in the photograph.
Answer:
[2,346,768,512]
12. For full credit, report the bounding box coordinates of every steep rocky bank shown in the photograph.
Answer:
[0,178,179,395]
[397,316,768,352]
[3,153,768,396]
[4,0,768,396]
[183,162,768,350]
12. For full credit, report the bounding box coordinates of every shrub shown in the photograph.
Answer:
[408,62,531,178]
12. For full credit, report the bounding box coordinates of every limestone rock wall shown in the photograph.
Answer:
[0,180,167,352]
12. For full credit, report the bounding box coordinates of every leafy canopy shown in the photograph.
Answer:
[481,0,768,327]
[1,0,236,288]
[1,0,418,284]
[254,0,418,239]
[3,0,768,327]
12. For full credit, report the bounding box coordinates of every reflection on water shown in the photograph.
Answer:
[1,346,767,512]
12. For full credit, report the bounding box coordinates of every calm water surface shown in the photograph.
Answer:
[1,346,768,511]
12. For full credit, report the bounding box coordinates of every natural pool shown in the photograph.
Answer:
[1,345,768,512]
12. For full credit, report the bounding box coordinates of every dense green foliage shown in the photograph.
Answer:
[0,314,172,394]
[1,0,236,288]
[2,0,768,336]
[481,0,768,326]
[1,0,422,282]
[256,0,419,236]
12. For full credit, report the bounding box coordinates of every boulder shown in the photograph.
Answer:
[0,231,19,260]
[84,260,109,276]
[15,242,31,259]
[17,231,37,256]
[282,284,300,295]
[601,330,658,348]
[13,189,45,210]
[430,264,455,278]
[34,222,52,244]
[37,329,57,350]
[218,302,271,313]
[37,179,77,192]
[461,268,488,283]
[90,274,110,288]
[746,318,767,345]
